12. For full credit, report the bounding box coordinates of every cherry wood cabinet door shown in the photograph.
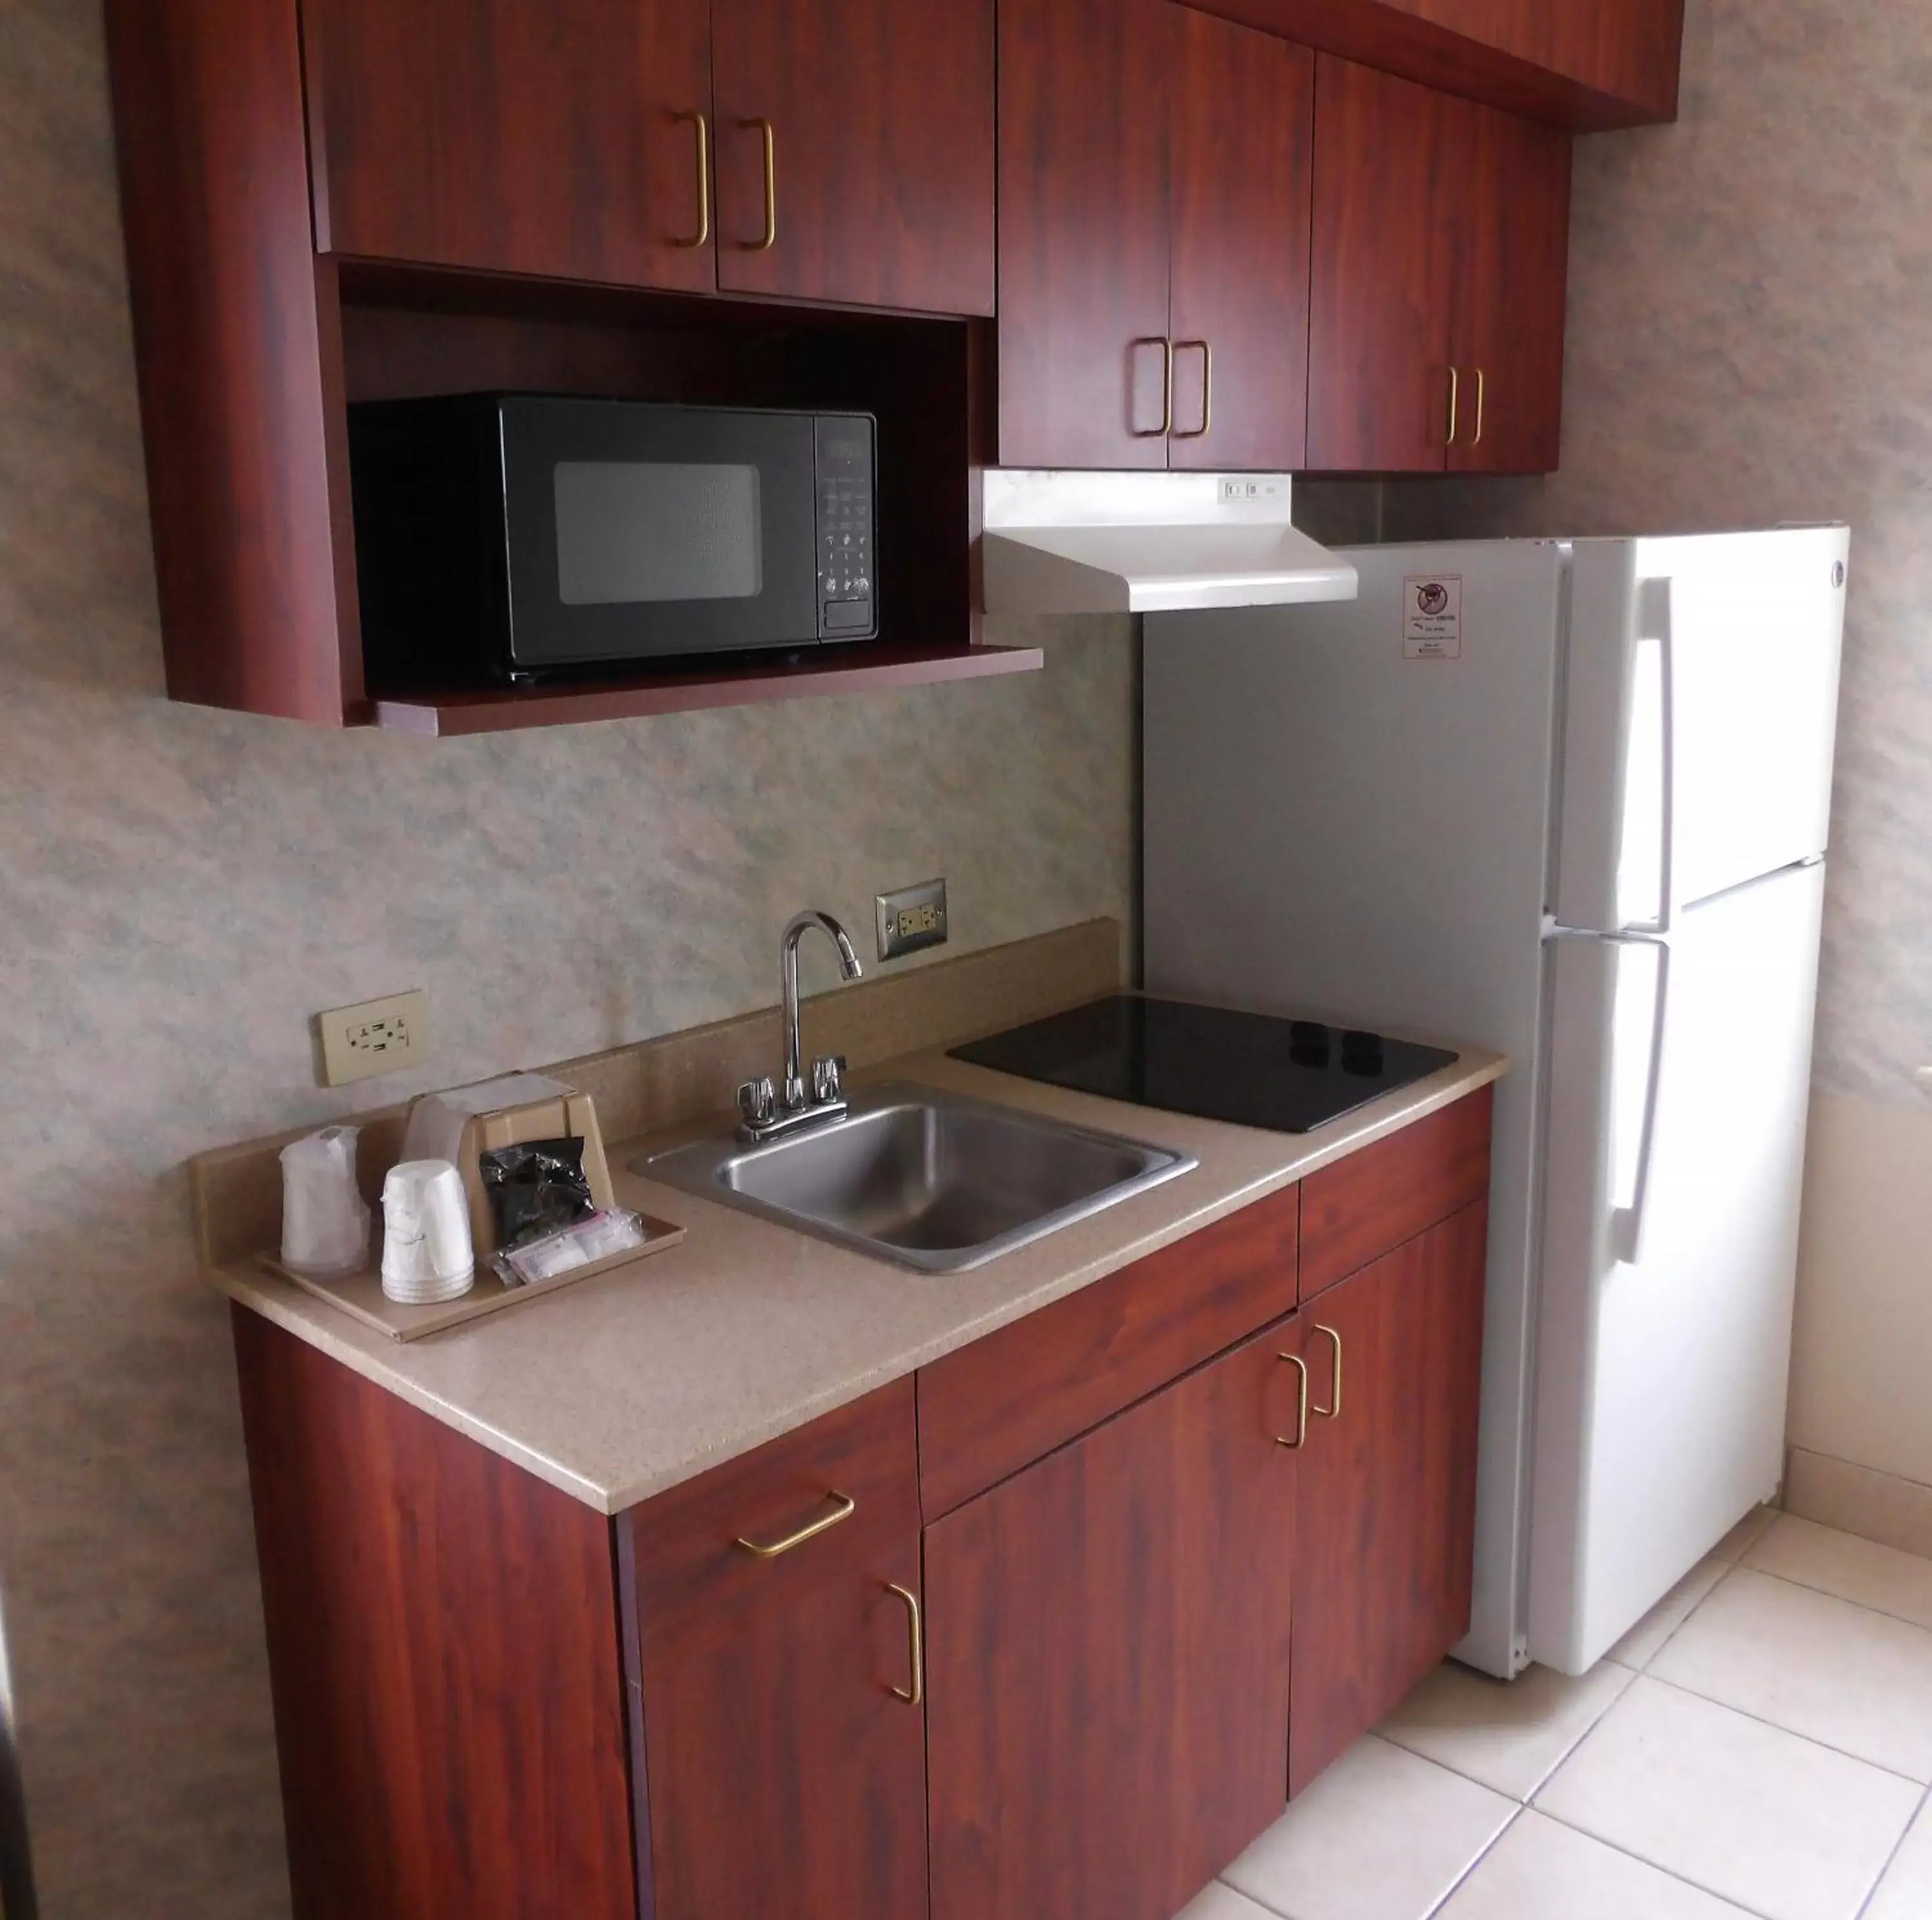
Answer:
[1446,104,1573,475]
[997,0,1175,467]
[301,0,716,292]
[712,0,994,315]
[927,1317,1300,1920]
[626,1382,928,1920]
[1168,10,1316,471]
[1307,55,1459,473]
[1289,1201,1490,1794]
[1390,0,1684,121]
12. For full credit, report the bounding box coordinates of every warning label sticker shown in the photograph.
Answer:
[1403,574,1463,661]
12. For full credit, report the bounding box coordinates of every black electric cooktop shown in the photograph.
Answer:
[949,995,1459,1136]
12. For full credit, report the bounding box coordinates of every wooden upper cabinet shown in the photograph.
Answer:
[1447,105,1572,475]
[997,0,1175,466]
[1289,1201,1489,1794]
[625,1379,929,1920]
[1389,0,1683,121]
[1308,55,1571,475]
[998,0,1315,471]
[926,1316,1299,1920]
[1307,57,1459,473]
[1168,12,1316,471]
[1179,0,1681,129]
[997,0,1174,468]
[711,0,995,315]
[300,0,717,292]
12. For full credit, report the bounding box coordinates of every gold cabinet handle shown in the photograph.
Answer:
[672,111,710,249]
[739,117,777,251]
[1129,337,1173,437]
[1312,1324,1343,1420]
[734,1489,855,1558]
[1471,366,1486,447]
[1172,340,1213,438]
[1275,1351,1311,1449]
[886,1583,923,1706]
[1446,366,1462,447]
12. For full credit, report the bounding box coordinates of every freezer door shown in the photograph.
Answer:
[1555,529,1848,932]
[1529,860,1826,1675]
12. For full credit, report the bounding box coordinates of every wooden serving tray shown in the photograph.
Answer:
[259,1210,686,1342]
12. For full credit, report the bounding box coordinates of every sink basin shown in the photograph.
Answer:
[638,1082,1195,1274]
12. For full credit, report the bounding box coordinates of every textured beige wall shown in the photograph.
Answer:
[1363,0,1932,1496]
[1788,1093,1932,1487]
[0,3,1138,1912]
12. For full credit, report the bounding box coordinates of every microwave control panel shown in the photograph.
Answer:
[815,415,877,641]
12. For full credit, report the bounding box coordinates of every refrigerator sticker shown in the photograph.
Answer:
[1403,574,1464,661]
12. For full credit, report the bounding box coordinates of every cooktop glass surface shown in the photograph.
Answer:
[949,995,1458,1136]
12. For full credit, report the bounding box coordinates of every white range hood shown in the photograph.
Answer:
[981,470,1359,616]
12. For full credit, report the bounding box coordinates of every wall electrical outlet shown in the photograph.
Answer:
[876,879,949,961]
[315,989,430,1087]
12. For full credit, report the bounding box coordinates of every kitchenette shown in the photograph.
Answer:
[197,922,1502,1920]
[12,0,1932,1917]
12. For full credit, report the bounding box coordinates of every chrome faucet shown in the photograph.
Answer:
[738,910,864,1143]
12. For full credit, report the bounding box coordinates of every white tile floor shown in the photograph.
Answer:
[1177,1512,1932,1920]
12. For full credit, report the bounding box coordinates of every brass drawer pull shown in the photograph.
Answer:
[1172,339,1213,438]
[1472,366,1486,447]
[672,111,710,249]
[1446,365,1462,447]
[886,1583,924,1705]
[1276,1351,1311,1449]
[735,1489,855,1558]
[740,117,777,251]
[1312,1324,1343,1420]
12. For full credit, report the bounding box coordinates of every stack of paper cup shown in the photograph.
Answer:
[380,1159,475,1304]
[279,1126,371,1278]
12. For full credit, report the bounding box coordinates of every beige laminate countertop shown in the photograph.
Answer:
[210,1041,1506,1515]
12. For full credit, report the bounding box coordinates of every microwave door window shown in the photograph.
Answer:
[498,399,822,668]
[553,461,763,606]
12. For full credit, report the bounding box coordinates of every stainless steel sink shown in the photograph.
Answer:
[638,1082,1195,1274]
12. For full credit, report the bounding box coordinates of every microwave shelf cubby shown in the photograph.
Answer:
[111,12,1021,735]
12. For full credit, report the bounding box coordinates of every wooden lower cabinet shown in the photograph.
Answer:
[235,1093,1494,1918]
[623,1379,929,1920]
[1289,1200,1491,1793]
[925,1315,1301,1920]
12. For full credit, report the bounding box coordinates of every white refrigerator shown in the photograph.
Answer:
[1143,529,1848,1678]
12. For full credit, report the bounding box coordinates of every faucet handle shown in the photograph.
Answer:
[737,1077,777,1126]
[811,1055,846,1104]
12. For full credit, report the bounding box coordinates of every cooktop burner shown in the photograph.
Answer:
[949,995,1458,1136]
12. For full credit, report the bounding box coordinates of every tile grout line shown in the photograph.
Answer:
[1528,1801,1782,1920]
[1740,1556,1932,1641]
[1852,1778,1931,1920]
[1620,1559,1741,1675]
[1575,1666,1932,1789]
[1419,1801,1528,1920]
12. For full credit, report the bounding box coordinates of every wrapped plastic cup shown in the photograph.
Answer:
[380,1159,475,1304]
[279,1126,371,1278]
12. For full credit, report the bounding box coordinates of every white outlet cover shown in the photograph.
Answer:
[316,988,430,1087]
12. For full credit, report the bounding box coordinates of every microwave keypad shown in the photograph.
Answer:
[820,482,871,599]
[815,414,876,640]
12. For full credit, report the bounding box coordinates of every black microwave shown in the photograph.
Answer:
[348,395,877,685]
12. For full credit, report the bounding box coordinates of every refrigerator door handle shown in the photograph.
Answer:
[1544,921,1675,1265]
[1627,577,1677,937]
[1609,930,1674,1264]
